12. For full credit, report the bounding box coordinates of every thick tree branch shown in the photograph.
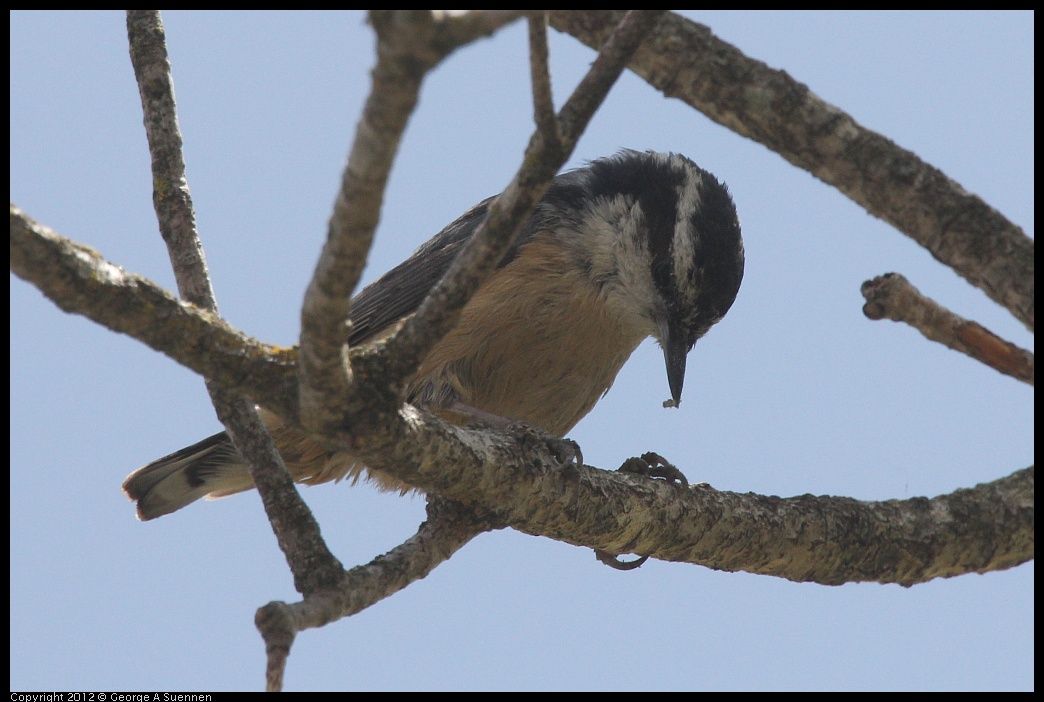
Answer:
[549,10,1034,332]
[862,273,1034,386]
[352,407,1034,587]
[10,205,1033,586]
[9,207,299,416]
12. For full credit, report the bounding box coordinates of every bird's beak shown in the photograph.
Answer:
[661,321,689,407]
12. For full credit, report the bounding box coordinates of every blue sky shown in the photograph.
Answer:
[10,11,1033,691]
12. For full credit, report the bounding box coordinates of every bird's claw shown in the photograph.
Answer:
[594,549,649,570]
[619,451,688,487]
[594,452,686,570]
[509,422,583,467]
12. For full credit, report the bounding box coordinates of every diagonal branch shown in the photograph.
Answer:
[127,10,342,594]
[384,10,667,384]
[862,273,1034,386]
[126,10,214,310]
[549,11,1034,332]
[9,206,298,416]
[256,497,497,692]
[299,11,524,438]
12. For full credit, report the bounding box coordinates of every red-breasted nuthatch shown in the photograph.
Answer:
[123,150,745,520]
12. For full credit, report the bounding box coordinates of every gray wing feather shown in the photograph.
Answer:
[349,166,596,343]
[348,198,493,345]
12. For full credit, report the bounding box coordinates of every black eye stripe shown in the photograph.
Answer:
[640,185,680,296]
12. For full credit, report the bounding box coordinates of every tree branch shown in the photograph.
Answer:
[11,10,1032,691]
[548,10,1034,332]
[527,12,561,149]
[256,497,497,692]
[9,203,1033,589]
[127,10,344,593]
[299,10,524,438]
[12,7,1032,590]
[354,406,1034,587]
[9,206,299,416]
[126,10,214,310]
[384,10,668,382]
[862,273,1034,386]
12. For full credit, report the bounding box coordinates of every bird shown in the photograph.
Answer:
[123,150,745,521]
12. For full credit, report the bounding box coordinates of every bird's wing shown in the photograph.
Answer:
[347,197,493,345]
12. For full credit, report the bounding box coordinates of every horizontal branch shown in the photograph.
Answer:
[354,407,1034,587]
[12,203,1033,586]
[549,10,1034,332]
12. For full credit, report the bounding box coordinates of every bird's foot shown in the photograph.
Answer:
[594,452,687,571]
[509,422,583,467]
[619,451,688,486]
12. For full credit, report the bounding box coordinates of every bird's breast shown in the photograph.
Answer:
[411,234,649,436]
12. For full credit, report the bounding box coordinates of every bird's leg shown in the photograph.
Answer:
[447,401,583,467]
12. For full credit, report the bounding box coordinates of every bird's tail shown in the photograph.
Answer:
[122,432,256,521]
[122,411,410,520]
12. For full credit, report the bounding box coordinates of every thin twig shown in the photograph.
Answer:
[255,496,497,691]
[527,11,561,149]
[216,390,347,595]
[554,10,665,145]
[386,10,667,380]
[126,10,344,594]
[862,273,1034,386]
[125,10,213,310]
